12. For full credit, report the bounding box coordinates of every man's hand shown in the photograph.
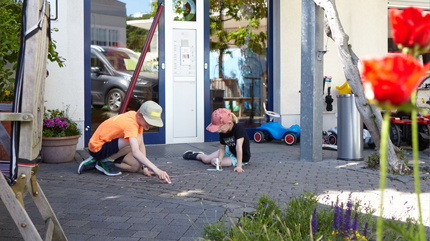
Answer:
[142,167,155,177]
[234,166,244,173]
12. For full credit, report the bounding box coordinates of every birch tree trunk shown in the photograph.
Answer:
[312,0,411,175]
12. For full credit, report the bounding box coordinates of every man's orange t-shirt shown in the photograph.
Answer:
[89,111,143,153]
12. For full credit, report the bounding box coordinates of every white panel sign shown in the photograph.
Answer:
[47,0,58,21]
[172,29,197,138]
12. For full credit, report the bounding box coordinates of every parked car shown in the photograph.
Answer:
[90,45,158,112]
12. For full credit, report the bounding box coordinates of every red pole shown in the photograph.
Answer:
[119,4,164,114]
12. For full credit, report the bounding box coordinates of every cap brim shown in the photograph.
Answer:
[144,117,164,127]
[206,123,222,133]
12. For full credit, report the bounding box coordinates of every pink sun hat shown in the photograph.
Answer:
[206,108,232,132]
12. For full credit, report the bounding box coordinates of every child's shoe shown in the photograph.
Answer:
[182,150,203,160]
[96,159,122,176]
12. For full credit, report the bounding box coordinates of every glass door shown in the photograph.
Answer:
[205,0,269,141]
[89,0,165,144]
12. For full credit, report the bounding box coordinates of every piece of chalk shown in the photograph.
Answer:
[165,178,171,184]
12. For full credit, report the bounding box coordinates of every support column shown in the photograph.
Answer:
[300,0,324,162]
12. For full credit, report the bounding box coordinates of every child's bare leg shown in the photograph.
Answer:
[109,138,131,160]
[210,157,232,167]
[197,150,219,164]
[114,153,142,173]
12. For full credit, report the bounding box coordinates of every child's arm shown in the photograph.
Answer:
[217,144,226,167]
[129,137,170,182]
[234,138,245,173]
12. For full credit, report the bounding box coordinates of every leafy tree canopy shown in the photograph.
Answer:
[0,0,66,93]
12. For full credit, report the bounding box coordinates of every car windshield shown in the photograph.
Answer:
[100,48,158,73]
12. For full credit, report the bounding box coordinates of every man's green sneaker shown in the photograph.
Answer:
[77,157,97,174]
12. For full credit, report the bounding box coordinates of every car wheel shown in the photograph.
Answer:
[107,88,125,112]
[418,125,429,151]
[328,133,337,145]
[389,123,401,147]
[283,132,296,146]
[254,131,265,143]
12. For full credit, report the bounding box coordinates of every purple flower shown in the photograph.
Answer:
[339,208,344,233]
[363,222,368,238]
[312,208,318,234]
[333,206,340,230]
[352,213,358,231]
[344,201,352,236]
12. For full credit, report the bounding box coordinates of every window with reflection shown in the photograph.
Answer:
[90,0,159,134]
[209,0,268,128]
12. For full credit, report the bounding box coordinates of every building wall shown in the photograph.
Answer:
[46,1,86,149]
[277,0,387,131]
[90,0,127,47]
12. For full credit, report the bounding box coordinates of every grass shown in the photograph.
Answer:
[196,192,422,241]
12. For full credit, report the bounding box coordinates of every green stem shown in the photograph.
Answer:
[411,91,426,241]
[377,111,390,241]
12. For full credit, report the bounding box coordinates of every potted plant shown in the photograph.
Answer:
[41,106,81,163]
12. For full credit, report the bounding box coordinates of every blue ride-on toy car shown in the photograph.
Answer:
[253,111,301,145]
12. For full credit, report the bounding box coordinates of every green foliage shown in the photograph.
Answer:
[366,152,380,169]
[366,149,411,173]
[200,192,420,241]
[0,0,65,101]
[126,25,149,52]
[43,106,81,137]
[0,0,22,97]
[208,0,268,78]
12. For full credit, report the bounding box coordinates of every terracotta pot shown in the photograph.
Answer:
[0,101,13,160]
[41,135,80,163]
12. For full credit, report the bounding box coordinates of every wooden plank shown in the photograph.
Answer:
[19,0,50,161]
[0,113,34,121]
[26,169,68,241]
[0,172,43,241]
[44,218,54,241]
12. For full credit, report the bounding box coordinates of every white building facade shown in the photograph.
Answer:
[44,0,430,150]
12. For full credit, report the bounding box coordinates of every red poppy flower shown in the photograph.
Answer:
[389,7,430,49]
[360,54,430,105]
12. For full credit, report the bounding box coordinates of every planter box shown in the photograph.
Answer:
[41,135,80,163]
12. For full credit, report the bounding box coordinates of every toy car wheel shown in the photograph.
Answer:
[328,133,337,145]
[283,132,296,145]
[368,142,376,149]
[254,131,265,143]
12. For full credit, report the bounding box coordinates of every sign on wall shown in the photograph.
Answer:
[47,0,58,21]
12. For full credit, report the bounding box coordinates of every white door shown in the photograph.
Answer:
[165,0,204,144]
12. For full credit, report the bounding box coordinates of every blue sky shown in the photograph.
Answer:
[118,0,152,15]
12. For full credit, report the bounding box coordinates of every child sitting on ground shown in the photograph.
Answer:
[78,101,170,183]
[182,108,250,172]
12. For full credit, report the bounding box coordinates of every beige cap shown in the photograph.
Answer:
[139,101,163,127]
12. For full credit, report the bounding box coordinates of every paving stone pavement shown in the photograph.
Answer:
[1,141,429,240]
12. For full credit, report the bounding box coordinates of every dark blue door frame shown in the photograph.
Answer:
[204,0,274,142]
[144,0,166,145]
[84,0,91,146]
[84,0,166,146]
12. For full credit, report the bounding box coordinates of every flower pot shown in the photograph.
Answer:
[41,135,80,163]
[0,101,13,160]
